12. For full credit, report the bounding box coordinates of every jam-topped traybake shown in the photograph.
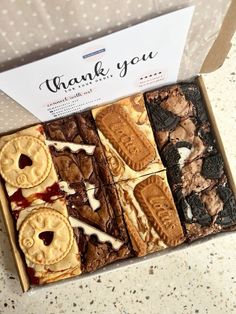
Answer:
[0,82,235,288]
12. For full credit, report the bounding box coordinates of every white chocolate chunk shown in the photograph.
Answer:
[186,203,193,220]
[46,140,96,155]
[59,181,76,195]
[85,182,101,211]
[69,216,124,250]
[177,147,191,168]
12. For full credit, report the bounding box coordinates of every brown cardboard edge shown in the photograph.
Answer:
[201,0,236,73]
[197,76,236,197]
[0,183,30,292]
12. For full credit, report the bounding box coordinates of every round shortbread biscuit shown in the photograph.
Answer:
[19,208,74,265]
[0,135,52,188]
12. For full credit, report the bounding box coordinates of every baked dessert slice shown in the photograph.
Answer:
[145,82,236,240]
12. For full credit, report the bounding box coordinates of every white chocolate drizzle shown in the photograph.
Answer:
[85,182,101,211]
[69,216,123,250]
[59,181,76,195]
[46,140,96,155]
[84,182,95,191]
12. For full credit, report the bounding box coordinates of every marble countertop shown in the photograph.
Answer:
[0,34,235,314]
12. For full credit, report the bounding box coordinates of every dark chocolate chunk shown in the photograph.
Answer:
[162,142,192,168]
[216,207,236,226]
[167,164,182,186]
[180,83,208,123]
[217,185,234,203]
[146,103,180,131]
[45,115,78,141]
[185,193,212,226]
[216,185,236,226]
[162,143,181,167]
[198,124,217,155]
[201,154,224,179]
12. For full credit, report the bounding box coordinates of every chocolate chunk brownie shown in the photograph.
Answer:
[45,113,132,272]
[68,183,132,272]
[145,82,218,168]
[44,112,114,189]
[145,82,236,241]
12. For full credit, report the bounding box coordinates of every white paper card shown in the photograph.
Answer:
[0,7,194,121]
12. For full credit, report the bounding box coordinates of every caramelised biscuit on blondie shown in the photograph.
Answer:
[92,94,165,183]
[115,171,185,256]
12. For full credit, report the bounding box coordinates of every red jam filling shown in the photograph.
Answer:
[35,182,63,202]
[10,182,64,208]
[9,189,30,208]
[18,154,32,169]
[39,231,54,246]
[26,267,40,285]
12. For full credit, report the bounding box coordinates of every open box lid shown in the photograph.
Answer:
[201,0,236,73]
[0,0,235,294]
[0,0,235,133]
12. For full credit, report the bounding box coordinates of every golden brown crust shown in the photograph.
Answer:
[124,212,147,256]
[134,175,185,247]
[38,265,81,284]
[95,104,156,171]
[0,135,52,188]
[19,208,74,265]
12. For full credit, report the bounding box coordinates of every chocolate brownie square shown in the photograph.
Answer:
[145,82,236,240]
[145,82,217,169]
[67,182,132,272]
[44,112,114,190]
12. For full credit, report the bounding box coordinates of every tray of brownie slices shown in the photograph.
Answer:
[0,80,235,288]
